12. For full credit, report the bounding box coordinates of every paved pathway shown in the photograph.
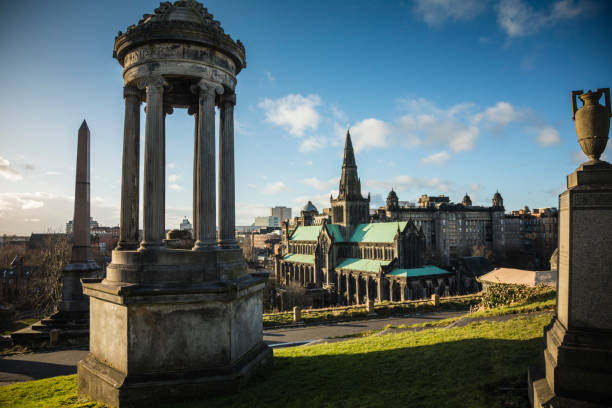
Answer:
[0,310,466,386]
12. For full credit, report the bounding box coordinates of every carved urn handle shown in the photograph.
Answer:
[597,87,612,118]
[571,90,584,121]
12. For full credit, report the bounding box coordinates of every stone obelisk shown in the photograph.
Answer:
[529,89,612,407]
[58,120,100,316]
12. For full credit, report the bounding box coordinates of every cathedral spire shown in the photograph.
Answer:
[343,129,356,168]
[332,129,370,238]
[337,130,362,200]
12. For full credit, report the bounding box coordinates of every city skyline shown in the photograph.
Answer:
[1,0,611,235]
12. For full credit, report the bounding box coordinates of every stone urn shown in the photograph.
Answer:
[572,88,611,162]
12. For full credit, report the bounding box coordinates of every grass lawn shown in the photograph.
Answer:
[0,312,552,408]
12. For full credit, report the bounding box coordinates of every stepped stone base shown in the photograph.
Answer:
[11,310,90,348]
[528,318,612,408]
[78,249,270,407]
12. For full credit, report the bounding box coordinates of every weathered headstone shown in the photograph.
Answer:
[529,88,612,407]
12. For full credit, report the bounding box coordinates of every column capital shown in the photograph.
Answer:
[123,85,142,101]
[187,105,198,116]
[218,92,236,107]
[137,75,167,91]
[191,79,224,97]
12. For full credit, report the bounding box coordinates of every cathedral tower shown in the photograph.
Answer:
[331,130,370,238]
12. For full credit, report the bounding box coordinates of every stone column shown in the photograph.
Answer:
[400,282,406,302]
[355,276,361,305]
[389,280,394,302]
[192,80,223,250]
[365,277,370,302]
[377,278,383,302]
[218,91,237,248]
[117,86,141,250]
[188,105,199,242]
[346,273,352,305]
[138,75,167,251]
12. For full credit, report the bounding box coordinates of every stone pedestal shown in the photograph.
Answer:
[529,162,612,407]
[78,249,271,408]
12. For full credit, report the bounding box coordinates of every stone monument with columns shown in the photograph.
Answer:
[529,88,612,407]
[77,2,271,406]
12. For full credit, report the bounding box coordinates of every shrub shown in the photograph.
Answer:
[479,283,554,310]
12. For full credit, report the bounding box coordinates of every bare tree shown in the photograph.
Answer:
[27,234,71,315]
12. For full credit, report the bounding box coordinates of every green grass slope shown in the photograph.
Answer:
[0,313,551,408]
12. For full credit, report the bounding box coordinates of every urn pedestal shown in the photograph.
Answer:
[528,161,612,408]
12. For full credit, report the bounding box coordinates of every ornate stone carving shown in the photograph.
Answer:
[137,75,167,90]
[191,78,224,97]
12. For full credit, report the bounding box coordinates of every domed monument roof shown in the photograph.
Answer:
[462,193,472,206]
[113,1,246,84]
[303,201,318,213]
[387,189,398,200]
[493,191,503,200]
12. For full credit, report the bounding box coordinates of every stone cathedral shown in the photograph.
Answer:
[275,131,455,305]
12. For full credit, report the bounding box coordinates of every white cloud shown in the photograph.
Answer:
[263,181,289,193]
[299,137,327,153]
[535,126,561,146]
[168,162,176,170]
[45,171,62,176]
[421,150,450,165]
[168,183,183,191]
[350,118,392,153]
[0,156,23,181]
[396,99,479,152]
[413,0,486,26]
[473,101,523,132]
[258,94,321,136]
[234,119,253,136]
[496,0,591,38]
[265,71,275,83]
[247,184,257,189]
[303,177,339,191]
[331,105,347,123]
[235,202,273,226]
[168,174,180,183]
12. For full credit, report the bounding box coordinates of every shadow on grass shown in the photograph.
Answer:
[167,336,541,408]
[0,358,77,381]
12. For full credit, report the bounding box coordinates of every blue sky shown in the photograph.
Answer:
[0,0,611,235]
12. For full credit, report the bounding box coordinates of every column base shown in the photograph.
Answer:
[192,240,218,251]
[138,241,166,252]
[115,241,139,251]
[528,317,612,407]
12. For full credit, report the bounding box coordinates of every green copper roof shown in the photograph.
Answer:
[349,222,407,243]
[290,225,323,241]
[336,257,390,273]
[326,224,345,242]
[281,253,315,264]
[387,265,450,278]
